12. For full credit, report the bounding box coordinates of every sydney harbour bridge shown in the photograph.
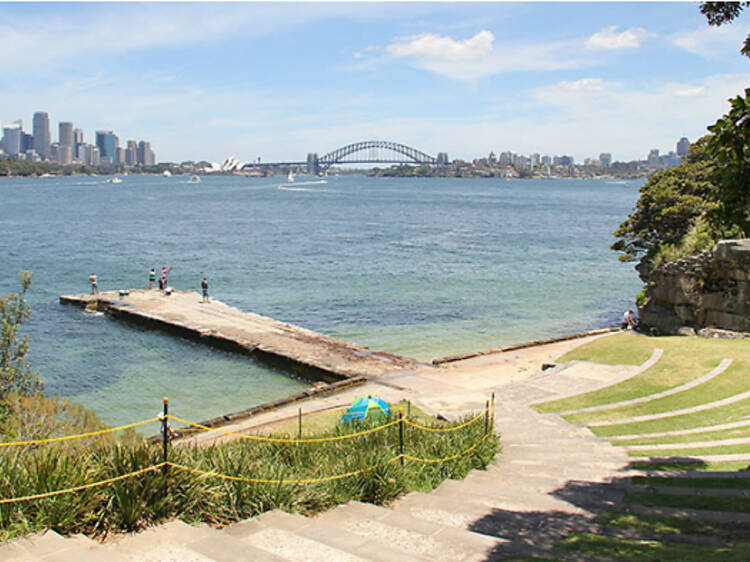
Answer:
[243,140,449,174]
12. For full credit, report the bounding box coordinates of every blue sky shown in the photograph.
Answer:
[1,2,748,164]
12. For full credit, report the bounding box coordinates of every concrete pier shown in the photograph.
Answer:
[60,289,421,381]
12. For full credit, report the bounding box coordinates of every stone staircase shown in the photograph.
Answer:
[0,417,629,561]
[0,361,638,561]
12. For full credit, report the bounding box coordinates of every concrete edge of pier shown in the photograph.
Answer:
[430,327,621,366]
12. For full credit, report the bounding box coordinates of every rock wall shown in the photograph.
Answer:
[639,239,750,334]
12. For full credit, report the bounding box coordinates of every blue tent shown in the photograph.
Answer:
[339,397,390,424]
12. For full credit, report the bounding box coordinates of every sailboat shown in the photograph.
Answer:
[287,170,295,183]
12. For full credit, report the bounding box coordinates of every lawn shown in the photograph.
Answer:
[632,475,750,490]
[624,490,750,513]
[613,423,750,447]
[591,396,750,437]
[627,442,750,458]
[562,532,750,561]
[533,334,748,414]
[564,360,747,425]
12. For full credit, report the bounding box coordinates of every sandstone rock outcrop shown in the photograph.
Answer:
[638,239,750,334]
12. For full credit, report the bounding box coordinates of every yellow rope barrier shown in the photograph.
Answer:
[0,463,167,505]
[401,433,491,464]
[0,427,494,503]
[165,433,491,485]
[167,414,400,444]
[0,417,162,448]
[166,462,371,485]
[403,408,486,433]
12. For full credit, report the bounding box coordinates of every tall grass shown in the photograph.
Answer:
[0,413,497,541]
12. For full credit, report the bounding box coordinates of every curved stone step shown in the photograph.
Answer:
[588,387,750,428]
[558,357,731,416]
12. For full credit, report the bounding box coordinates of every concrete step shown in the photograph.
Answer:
[0,530,130,562]
[226,509,422,562]
[107,519,218,561]
[317,501,504,561]
[188,532,286,561]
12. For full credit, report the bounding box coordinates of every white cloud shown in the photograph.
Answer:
[556,78,607,92]
[385,30,594,81]
[673,25,747,58]
[674,86,706,98]
[585,26,654,50]
[387,30,495,61]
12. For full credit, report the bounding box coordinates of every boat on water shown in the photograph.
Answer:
[188,175,201,183]
[163,170,172,177]
[106,177,122,184]
[287,170,295,183]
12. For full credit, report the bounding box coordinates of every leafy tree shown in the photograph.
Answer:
[611,138,718,265]
[705,87,750,235]
[1,271,43,421]
[700,2,750,57]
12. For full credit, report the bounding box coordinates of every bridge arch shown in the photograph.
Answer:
[318,140,437,170]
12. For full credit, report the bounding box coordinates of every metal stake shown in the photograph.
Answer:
[399,410,405,466]
[162,397,169,498]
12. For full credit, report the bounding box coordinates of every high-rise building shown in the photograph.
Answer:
[59,122,74,148]
[95,130,117,162]
[22,133,34,152]
[125,140,137,166]
[647,149,660,166]
[115,146,125,165]
[74,128,84,145]
[33,112,51,159]
[2,122,23,156]
[137,140,155,166]
[599,153,612,168]
[676,137,690,157]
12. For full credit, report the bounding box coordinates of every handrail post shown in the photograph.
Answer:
[162,397,169,498]
[484,400,490,435]
[298,408,302,439]
[398,410,404,466]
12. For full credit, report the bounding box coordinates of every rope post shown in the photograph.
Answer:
[298,407,302,439]
[162,397,169,498]
[491,392,495,431]
[484,399,490,436]
[398,410,405,466]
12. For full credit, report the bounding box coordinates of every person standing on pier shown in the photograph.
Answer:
[148,268,156,289]
[89,272,98,294]
[201,277,209,303]
[160,266,171,292]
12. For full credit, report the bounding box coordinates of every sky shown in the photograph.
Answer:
[1,1,748,164]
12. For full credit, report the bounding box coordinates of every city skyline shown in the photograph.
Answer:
[1,2,748,163]
[1,110,155,166]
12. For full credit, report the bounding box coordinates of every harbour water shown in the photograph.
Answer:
[0,174,643,426]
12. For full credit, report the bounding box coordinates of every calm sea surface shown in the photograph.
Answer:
[0,174,642,426]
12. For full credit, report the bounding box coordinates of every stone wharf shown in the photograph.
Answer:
[59,288,421,381]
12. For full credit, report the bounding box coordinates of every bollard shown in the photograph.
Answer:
[398,410,405,466]
[162,397,169,498]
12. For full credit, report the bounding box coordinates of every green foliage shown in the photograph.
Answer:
[611,140,717,266]
[0,411,497,541]
[0,272,42,424]
[706,88,750,235]
[700,2,750,57]
[612,89,750,273]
